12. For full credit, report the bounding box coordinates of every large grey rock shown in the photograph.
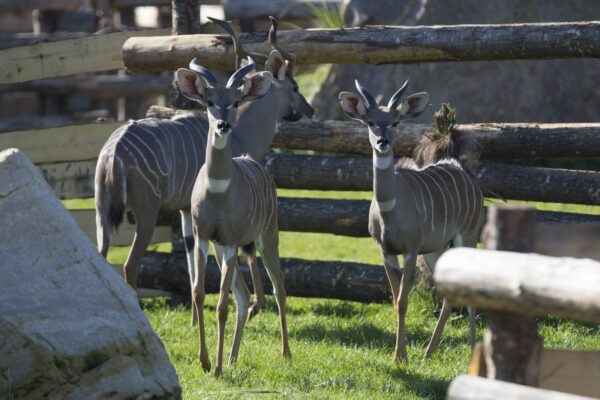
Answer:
[313,0,600,124]
[0,148,181,399]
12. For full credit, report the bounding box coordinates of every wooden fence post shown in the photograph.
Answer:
[482,205,543,386]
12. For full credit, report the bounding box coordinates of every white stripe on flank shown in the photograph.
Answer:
[207,177,231,193]
[373,152,393,169]
[377,198,397,212]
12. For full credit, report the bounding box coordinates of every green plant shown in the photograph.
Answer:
[308,0,345,29]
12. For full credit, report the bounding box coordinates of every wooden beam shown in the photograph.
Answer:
[139,251,391,303]
[223,0,342,19]
[0,122,120,164]
[0,32,86,50]
[148,108,600,160]
[40,160,97,200]
[0,74,171,99]
[0,0,82,11]
[122,22,600,73]
[447,375,596,400]
[535,223,600,260]
[435,248,600,324]
[70,209,171,246]
[539,349,600,398]
[0,29,169,84]
[264,154,600,205]
[0,114,110,133]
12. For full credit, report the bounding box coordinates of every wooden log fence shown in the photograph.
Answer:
[264,153,600,205]
[122,22,600,73]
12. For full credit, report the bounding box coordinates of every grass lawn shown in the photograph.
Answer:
[69,192,600,399]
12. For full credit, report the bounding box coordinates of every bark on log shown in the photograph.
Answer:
[154,197,600,239]
[435,248,600,325]
[138,251,392,303]
[264,153,600,205]
[0,75,171,99]
[0,0,81,11]
[447,375,596,400]
[0,113,111,133]
[479,205,542,385]
[222,0,342,19]
[145,108,600,160]
[122,22,600,73]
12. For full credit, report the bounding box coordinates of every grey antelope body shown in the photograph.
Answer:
[94,18,313,312]
[177,57,290,377]
[339,81,484,362]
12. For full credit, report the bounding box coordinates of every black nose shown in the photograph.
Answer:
[217,121,230,131]
[377,137,389,147]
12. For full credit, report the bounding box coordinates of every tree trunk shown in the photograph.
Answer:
[138,252,392,303]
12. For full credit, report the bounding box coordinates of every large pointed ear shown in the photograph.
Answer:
[398,92,429,118]
[339,91,367,120]
[239,71,273,101]
[175,68,208,104]
[265,50,287,82]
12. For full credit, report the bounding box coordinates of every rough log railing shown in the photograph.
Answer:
[122,21,600,73]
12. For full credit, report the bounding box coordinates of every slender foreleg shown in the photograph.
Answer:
[394,252,417,363]
[213,244,250,365]
[213,244,238,378]
[256,235,291,359]
[422,250,450,358]
[180,210,198,326]
[382,252,401,308]
[192,234,210,372]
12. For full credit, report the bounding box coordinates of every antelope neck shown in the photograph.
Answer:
[205,128,233,194]
[372,148,397,213]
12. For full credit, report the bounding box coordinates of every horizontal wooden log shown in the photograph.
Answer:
[0,113,111,133]
[539,349,600,398]
[0,74,171,99]
[535,223,600,260]
[448,375,596,400]
[0,123,120,164]
[70,209,171,246]
[138,251,391,303]
[148,108,600,160]
[122,22,600,73]
[435,248,600,324]
[264,154,600,205]
[0,0,81,11]
[0,32,86,50]
[0,29,169,84]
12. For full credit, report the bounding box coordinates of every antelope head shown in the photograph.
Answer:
[176,57,273,147]
[339,80,429,154]
[209,16,314,121]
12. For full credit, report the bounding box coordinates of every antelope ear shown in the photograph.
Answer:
[265,50,287,82]
[398,92,429,118]
[240,71,273,101]
[175,68,208,103]
[339,91,367,120]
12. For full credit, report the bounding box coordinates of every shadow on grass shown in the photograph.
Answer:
[387,367,450,400]
[294,321,396,350]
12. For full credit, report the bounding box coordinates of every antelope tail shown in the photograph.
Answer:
[95,153,127,257]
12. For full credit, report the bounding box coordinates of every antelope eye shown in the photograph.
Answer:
[207,100,214,107]
[392,122,399,127]
[293,86,299,92]
[233,101,240,108]
[367,121,374,127]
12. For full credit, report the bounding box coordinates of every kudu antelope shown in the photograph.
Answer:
[94,18,313,321]
[176,57,290,377]
[338,81,484,362]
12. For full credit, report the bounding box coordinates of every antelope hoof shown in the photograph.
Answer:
[392,351,408,364]
[214,367,223,378]
[282,347,292,360]
[199,354,211,373]
[228,355,238,365]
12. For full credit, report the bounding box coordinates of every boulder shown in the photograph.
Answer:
[0,148,181,399]
[313,0,600,124]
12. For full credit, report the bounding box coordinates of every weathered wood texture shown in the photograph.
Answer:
[223,0,342,19]
[0,32,87,50]
[481,205,542,386]
[0,123,121,164]
[0,114,110,133]
[147,108,600,160]
[265,154,600,205]
[0,74,171,99]
[0,0,81,11]
[122,22,600,73]
[70,210,171,246]
[435,248,600,324]
[535,223,600,260]
[447,375,596,400]
[0,29,169,84]
[138,251,391,303]
[539,349,600,398]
